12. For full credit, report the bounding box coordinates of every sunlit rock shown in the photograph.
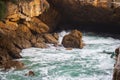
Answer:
[5,0,49,21]
[62,30,84,48]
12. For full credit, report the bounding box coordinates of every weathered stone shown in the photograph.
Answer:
[16,24,32,40]
[113,47,120,80]
[0,49,12,62]
[43,34,58,44]
[30,35,37,45]
[66,48,73,50]
[0,36,22,59]
[25,17,49,34]
[62,30,83,48]
[5,20,18,30]
[0,0,51,69]
[0,21,18,34]
[3,0,49,21]
[6,1,19,21]
[52,33,59,40]
[34,43,47,48]
[48,0,120,26]
[39,5,61,32]
[36,36,45,43]
[3,60,25,70]
[25,71,35,76]
[12,37,32,49]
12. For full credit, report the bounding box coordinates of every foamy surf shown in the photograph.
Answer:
[0,31,120,80]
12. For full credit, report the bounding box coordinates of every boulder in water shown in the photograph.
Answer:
[25,71,35,76]
[62,30,84,48]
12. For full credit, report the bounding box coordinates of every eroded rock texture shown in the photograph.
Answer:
[48,0,120,33]
[0,0,59,69]
[5,0,49,21]
[0,0,120,70]
[113,47,120,80]
[62,30,84,48]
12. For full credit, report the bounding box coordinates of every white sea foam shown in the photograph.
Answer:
[0,31,120,80]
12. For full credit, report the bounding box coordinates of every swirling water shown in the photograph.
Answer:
[0,31,120,80]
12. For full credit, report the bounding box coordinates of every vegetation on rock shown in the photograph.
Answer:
[0,1,6,20]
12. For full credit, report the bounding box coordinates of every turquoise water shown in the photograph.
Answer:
[0,31,120,80]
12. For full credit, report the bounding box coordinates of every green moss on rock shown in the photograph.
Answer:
[0,1,6,20]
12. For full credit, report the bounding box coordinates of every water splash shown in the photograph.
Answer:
[0,31,120,80]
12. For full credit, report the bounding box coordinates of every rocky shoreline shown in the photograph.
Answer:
[0,0,120,79]
[113,47,120,80]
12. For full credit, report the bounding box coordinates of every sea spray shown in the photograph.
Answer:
[0,31,120,80]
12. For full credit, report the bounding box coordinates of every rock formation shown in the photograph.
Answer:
[48,0,120,33]
[0,1,120,78]
[2,60,25,70]
[62,30,84,48]
[0,0,59,69]
[4,0,49,21]
[25,71,35,76]
[113,47,120,80]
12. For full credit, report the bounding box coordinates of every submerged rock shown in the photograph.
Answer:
[62,30,84,48]
[25,71,35,76]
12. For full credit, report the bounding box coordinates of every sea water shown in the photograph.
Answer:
[0,31,120,80]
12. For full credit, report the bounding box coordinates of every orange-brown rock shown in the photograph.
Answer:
[25,71,35,76]
[66,48,73,50]
[5,0,49,21]
[0,36,22,59]
[0,21,18,34]
[43,34,58,44]
[48,0,120,26]
[0,0,54,69]
[39,4,61,32]
[62,30,83,48]
[0,49,12,64]
[52,33,59,40]
[34,43,47,48]
[25,17,49,34]
[3,60,25,70]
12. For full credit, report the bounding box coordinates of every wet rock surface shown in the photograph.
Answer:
[0,2,120,79]
[25,71,35,76]
[62,30,84,48]
[0,0,60,69]
[113,47,120,80]
[2,60,25,70]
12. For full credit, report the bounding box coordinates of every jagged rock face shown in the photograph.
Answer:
[3,60,25,70]
[0,15,59,67]
[39,4,61,32]
[113,47,120,80]
[43,33,58,44]
[62,30,84,48]
[48,0,119,24]
[5,0,49,21]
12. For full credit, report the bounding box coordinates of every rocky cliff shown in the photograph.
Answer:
[0,0,120,79]
[0,0,60,69]
[48,0,120,33]
[113,48,120,80]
